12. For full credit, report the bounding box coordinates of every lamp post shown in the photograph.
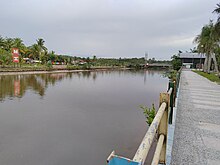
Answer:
[200,45,203,70]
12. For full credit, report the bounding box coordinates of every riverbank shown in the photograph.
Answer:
[0,66,130,76]
[0,64,171,76]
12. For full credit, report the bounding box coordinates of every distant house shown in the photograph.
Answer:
[178,53,206,69]
[71,60,87,65]
[23,58,31,63]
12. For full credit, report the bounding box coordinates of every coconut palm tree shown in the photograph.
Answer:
[12,38,26,57]
[0,36,5,48]
[36,38,48,63]
[213,3,220,21]
[28,44,41,60]
[48,51,56,62]
[213,3,220,72]
[4,38,14,52]
[36,38,47,52]
[194,21,219,74]
[12,38,24,48]
[213,3,220,37]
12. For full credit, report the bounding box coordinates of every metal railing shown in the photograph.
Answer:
[107,69,181,165]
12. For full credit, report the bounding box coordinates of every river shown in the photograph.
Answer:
[0,70,168,165]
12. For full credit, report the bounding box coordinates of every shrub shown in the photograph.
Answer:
[140,104,156,126]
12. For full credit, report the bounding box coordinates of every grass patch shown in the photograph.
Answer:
[193,70,220,84]
[0,65,52,72]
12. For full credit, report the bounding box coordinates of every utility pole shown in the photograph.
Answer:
[144,52,148,84]
[145,52,148,66]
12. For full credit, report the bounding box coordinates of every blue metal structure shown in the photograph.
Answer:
[107,151,141,165]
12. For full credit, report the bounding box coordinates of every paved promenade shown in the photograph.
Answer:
[171,70,220,165]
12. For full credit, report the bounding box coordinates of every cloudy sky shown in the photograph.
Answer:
[0,0,219,59]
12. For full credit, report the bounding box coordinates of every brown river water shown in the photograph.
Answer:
[0,70,168,165]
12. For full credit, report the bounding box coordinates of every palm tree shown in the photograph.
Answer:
[194,21,219,74]
[36,38,47,52]
[4,38,14,52]
[36,38,48,63]
[48,51,56,62]
[0,36,5,49]
[13,38,24,48]
[28,44,41,60]
[213,3,220,72]
[12,38,26,57]
[213,3,220,21]
[213,3,220,37]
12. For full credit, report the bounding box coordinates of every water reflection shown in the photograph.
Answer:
[0,70,166,101]
[0,70,168,165]
[0,73,69,101]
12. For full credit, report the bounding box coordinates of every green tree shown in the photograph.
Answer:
[48,51,56,62]
[92,55,97,66]
[29,44,41,60]
[194,21,219,74]
[0,48,12,67]
[93,55,97,61]
[213,3,220,37]
[4,38,14,52]
[36,38,48,63]
[171,55,181,70]
[0,36,5,48]
[37,38,47,52]
[215,47,220,69]
[12,38,26,57]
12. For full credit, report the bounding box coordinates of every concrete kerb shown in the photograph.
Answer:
[165,72,182,165]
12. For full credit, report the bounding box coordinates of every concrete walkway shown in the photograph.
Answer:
[171,70,220,165]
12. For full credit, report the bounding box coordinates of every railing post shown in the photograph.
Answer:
[176,72,179,90]
[176,70,181,92]
[158,92,169,164]
[173,81,177,105]
[168,81,174,124]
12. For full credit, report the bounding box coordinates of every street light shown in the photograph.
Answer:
[200,45,204,70]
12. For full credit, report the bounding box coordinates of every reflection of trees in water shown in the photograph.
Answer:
[0,73,72,101]
[0,70,165,101]
[82,71,91,79]
[74,70,163,81]
[75,71,98,81]
[92,72,97,81]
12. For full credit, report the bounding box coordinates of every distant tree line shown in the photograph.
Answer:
[0,36,75,66]
[0,35,170,69]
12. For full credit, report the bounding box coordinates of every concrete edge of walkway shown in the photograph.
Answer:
[165,72,182,165]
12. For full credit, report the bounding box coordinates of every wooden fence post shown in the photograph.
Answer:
[158,92,169,164]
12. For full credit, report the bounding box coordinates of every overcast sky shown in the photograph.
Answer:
[0,0,219,59]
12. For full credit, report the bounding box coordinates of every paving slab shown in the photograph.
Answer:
[171,70,220,165]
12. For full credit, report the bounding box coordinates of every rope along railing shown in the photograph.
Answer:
[107,69,181,165]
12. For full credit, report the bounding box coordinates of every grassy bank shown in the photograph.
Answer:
[193,70,220,84]
[0,65,52,72]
